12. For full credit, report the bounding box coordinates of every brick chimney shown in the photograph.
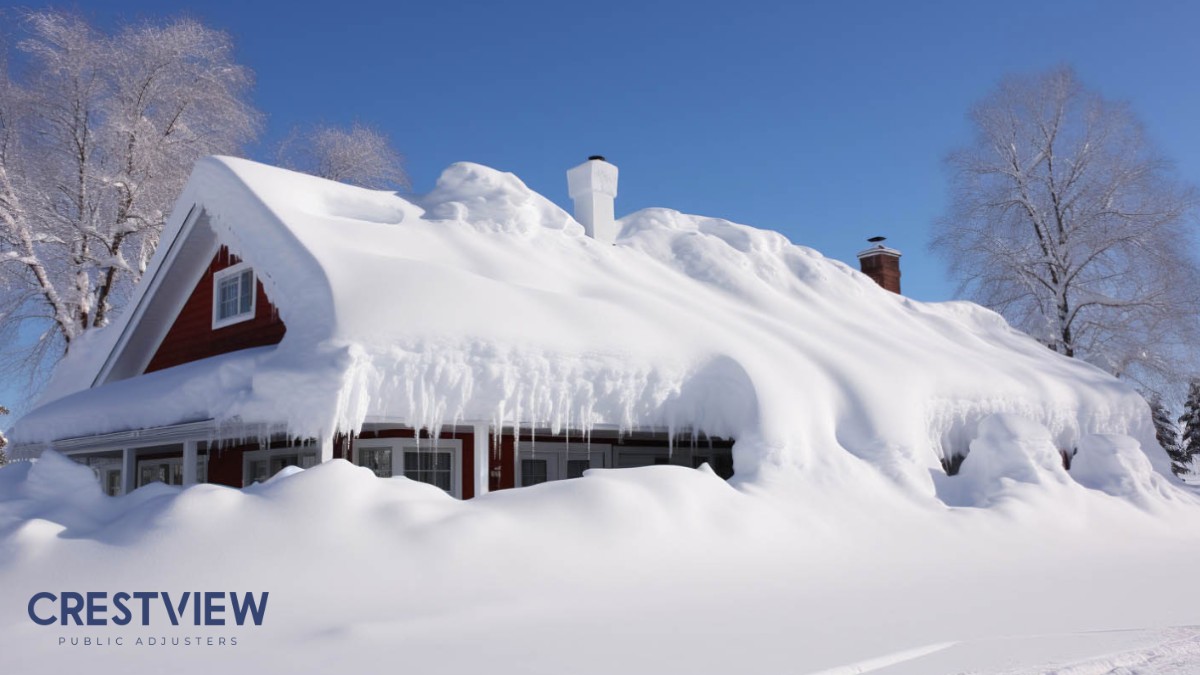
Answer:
[567,156,619,244]
[857,236,901,294]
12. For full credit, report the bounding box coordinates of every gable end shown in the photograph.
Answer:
[145,246,286,373]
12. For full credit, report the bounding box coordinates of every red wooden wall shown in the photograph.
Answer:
[206,442,253,487]
[145,246,286,373]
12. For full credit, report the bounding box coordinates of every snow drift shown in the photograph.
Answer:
[8,156,1182,507]
[3,442,1200,675]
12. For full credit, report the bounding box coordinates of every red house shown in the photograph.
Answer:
[8,156,902,498]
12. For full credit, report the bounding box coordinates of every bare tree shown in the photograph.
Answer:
[0,10,260,377]
[0,404,8,464]
[932,66,1200,393]
[278,122,408,190]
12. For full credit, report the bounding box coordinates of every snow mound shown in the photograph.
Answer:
[421,162,582,235]
[1071,434,1170,503]
[2,450,1200,675]
[936,413,1072,507]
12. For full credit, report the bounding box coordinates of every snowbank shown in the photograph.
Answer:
[1072,433,1172,504]
[2,453,1200,675]
[934,413,1072,507]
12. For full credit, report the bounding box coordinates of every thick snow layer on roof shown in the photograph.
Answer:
[10,156,1178,503]
[15,348,274,442]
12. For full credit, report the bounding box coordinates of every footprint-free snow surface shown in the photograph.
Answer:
[3,452,1200,674]
[3,159,1200,674]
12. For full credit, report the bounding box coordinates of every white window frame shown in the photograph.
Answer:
[352,437,463,499]
[516,442,611,487]
[242,446,319,487]
[211,262,257,330]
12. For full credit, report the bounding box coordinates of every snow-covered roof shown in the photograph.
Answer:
[9,156,1167,494]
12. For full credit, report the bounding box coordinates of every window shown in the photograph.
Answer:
[212,263,256,328]
[138,459,182,487]
[518,457,589,485]
[243,446,318,486]
[358,446,393,478]
[404,450,453,492]
[73,454,124,496]
[566,459,591,479]
[613,445,735,480]
[247,460,268,485]
[136,455,210,488]
[104,470,123,497]
[692,453,735,479]
[515,443,610,487]
[351,437,463,498]
[520,459,549,487]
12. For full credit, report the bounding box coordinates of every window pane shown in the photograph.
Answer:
[247,460,268,486]
[105,471,122,496]
[360,447,392,478]
[566,459,590,479]
[218,276,239,320]
[403,451,453,494]
[521,459,548,486]
[239,270,254,314]
[271,454,301,473]
[712,452,735,480]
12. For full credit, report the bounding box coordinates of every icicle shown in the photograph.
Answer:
[492,407,502,463]
[581,399,591,449]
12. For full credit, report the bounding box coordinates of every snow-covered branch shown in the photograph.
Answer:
[931,66,1200,394]
[277,122,408,191]
[0,9,260,377]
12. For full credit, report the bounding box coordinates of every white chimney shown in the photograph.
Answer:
[567,155,619,244]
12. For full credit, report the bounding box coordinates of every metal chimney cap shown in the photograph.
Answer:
[588,155,607,162]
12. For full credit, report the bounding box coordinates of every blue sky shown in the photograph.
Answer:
[3,0,1200,416]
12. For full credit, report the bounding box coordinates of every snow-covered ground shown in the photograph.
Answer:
[2,451,1199,674]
